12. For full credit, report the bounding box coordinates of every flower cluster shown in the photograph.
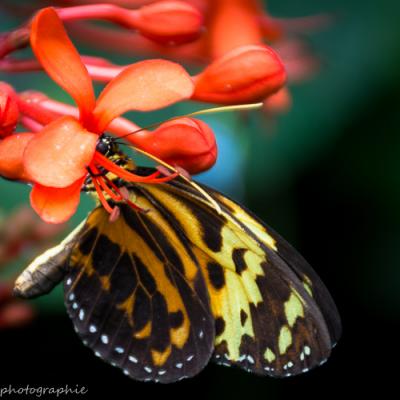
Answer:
[30,0,327,113]
[0,0,328,224]
[0,7,218,223]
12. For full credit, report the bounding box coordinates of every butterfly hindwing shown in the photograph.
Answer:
[64,203,215,383]
[129,173,341,378]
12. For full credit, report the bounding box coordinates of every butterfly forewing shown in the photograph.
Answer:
[129,173,341,377]
[64,204,214,383]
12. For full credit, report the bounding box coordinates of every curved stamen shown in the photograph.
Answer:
[94,152,165,183]
[93,151,179,184]
[90,164,123,202]
[91,174,114,214]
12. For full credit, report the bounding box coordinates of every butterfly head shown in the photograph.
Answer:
[96,134,120,158]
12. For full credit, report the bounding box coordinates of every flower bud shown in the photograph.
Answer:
[0,82,19,138]
[134,1,203,45]
[127,117,217,174]
[192,45,287,104]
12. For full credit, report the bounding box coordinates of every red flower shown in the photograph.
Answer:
[0,8,196,224]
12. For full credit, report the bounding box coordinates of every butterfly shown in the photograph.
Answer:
[14,136,341,384]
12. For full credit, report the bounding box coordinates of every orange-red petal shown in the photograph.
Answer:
[93,60,194,132]
[23,116,97,188]
[30,8,95,123]
[0,133,34,180]
[30,178,84,224]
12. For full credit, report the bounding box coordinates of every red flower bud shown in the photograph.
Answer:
[127,117,217,174]
[0,82,19,138]
[192,45,287,104]
[134,1,203,45]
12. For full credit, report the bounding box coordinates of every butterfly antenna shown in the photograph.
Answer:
[111,103,263,143]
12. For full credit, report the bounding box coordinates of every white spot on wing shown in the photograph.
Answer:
[72,302,78,310]
[144,366,152,373]
[68,293,75,301]
[129,355,138,363]
[199,330,204,339]
[247,355,255,364]
[101,334,109,344]
[89,325,97,333]
[175,363,183,369]
[304,345,311,356]
[79,309,85,321]
[66,278,72,286]
[115,347,124,354]
[158,370,166,376]
[186,355,194,362]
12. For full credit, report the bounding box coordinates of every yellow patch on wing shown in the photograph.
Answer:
[303,275,313,297]
[284,290,305,327]
[152,347,172,366]
[264,347,276,363]
[278,325,292,355]
[214,193,278,251]
[134,321,152,339]
[171,320,190,349]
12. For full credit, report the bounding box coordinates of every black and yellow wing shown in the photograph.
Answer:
[63,168,340,382]
[123,170,341,377]
[64,202,215,383]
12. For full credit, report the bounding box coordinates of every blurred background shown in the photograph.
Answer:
[0,0,399,397]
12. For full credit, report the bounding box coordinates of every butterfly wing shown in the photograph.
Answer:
[129,173,341,378]
[64,203,214,383]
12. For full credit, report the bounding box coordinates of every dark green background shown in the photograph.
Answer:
[0,0,399,397]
